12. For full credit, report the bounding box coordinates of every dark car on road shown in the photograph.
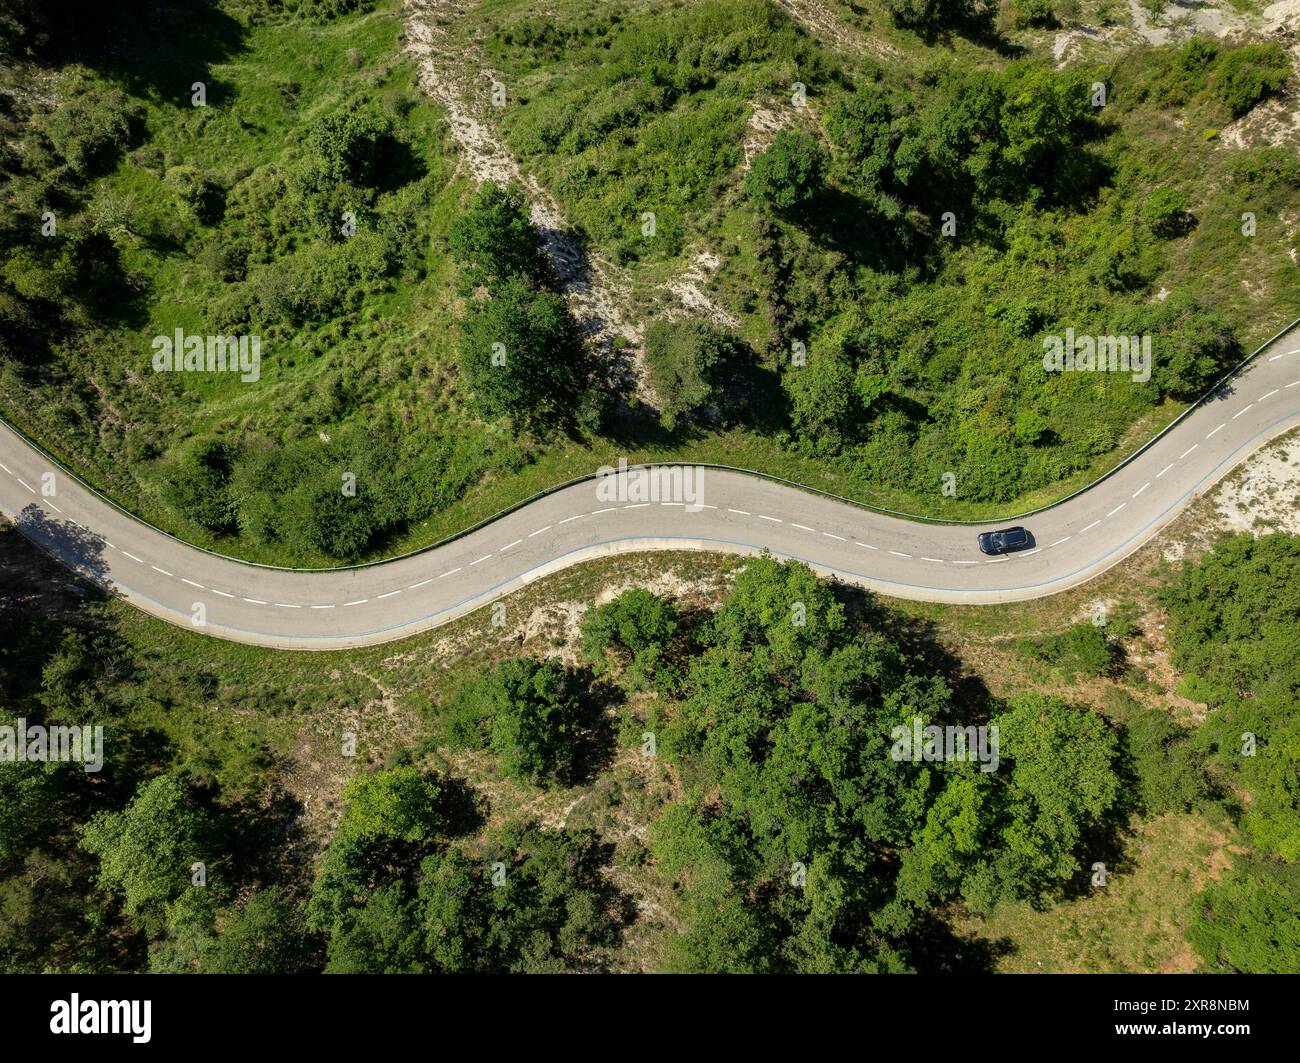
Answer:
[977,526,1033,555]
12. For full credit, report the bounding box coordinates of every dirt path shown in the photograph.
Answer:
[772,0,904,59]
[401,0,741,401]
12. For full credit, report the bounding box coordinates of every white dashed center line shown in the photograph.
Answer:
[342,599,369,607]
[181,579,204,589]
[1132,483,1149,499]
[528,526,552,537]
[822,532,846,541]
[17,479,34,494]
[1179,444,1198,459]
[408,579,433,590]
[151,566,173,577]
[470,555,492,565]
[376,590,401,599]
[213,590,235,599]
[1106,503,1126,518]
[1080,520,1101,533]
[791,523,815,532]
[888,550,911,558]
[1047,537,1071,548]
[1232,404,1254,420]
[758,515,781,523]
[1206,424,1225,439]
[727,509,750,516]
[243,598,267,605]
[123,552,144,563]
[501,539,522,551]
[439,568,461,578]
[1156,464,1174,478]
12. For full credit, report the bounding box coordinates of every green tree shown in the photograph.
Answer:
[308,104,398,187]
[784,349,858,455]
[1142,187,1190,238]
[1190,855,1300,972]
[448,183,550,293]
[642,319,734,429]
[745,131,826,212]
[1213,44,1290,118]
[580,588,679,685]
[338,766,451,845]
[486,659,587,786]
[80,775,211,930]
[458,276,588,427]
[991,695,1121,889]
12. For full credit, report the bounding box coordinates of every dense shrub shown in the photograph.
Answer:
[745,131,826,212]
[642,319,735,429]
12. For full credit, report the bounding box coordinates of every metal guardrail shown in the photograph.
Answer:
[3,313,1299,572]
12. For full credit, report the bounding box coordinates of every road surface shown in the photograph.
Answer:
[3,333,1300,648]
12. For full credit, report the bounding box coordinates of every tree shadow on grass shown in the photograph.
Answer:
[909,911,1016,973]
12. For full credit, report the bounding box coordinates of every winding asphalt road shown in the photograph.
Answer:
[3,330,1300,649]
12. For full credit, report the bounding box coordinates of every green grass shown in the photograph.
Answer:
[5,0,1300,570]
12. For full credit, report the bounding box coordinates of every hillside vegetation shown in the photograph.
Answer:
[2,0,1299,560]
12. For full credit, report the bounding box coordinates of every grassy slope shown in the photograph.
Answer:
[4,0,1300,567]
